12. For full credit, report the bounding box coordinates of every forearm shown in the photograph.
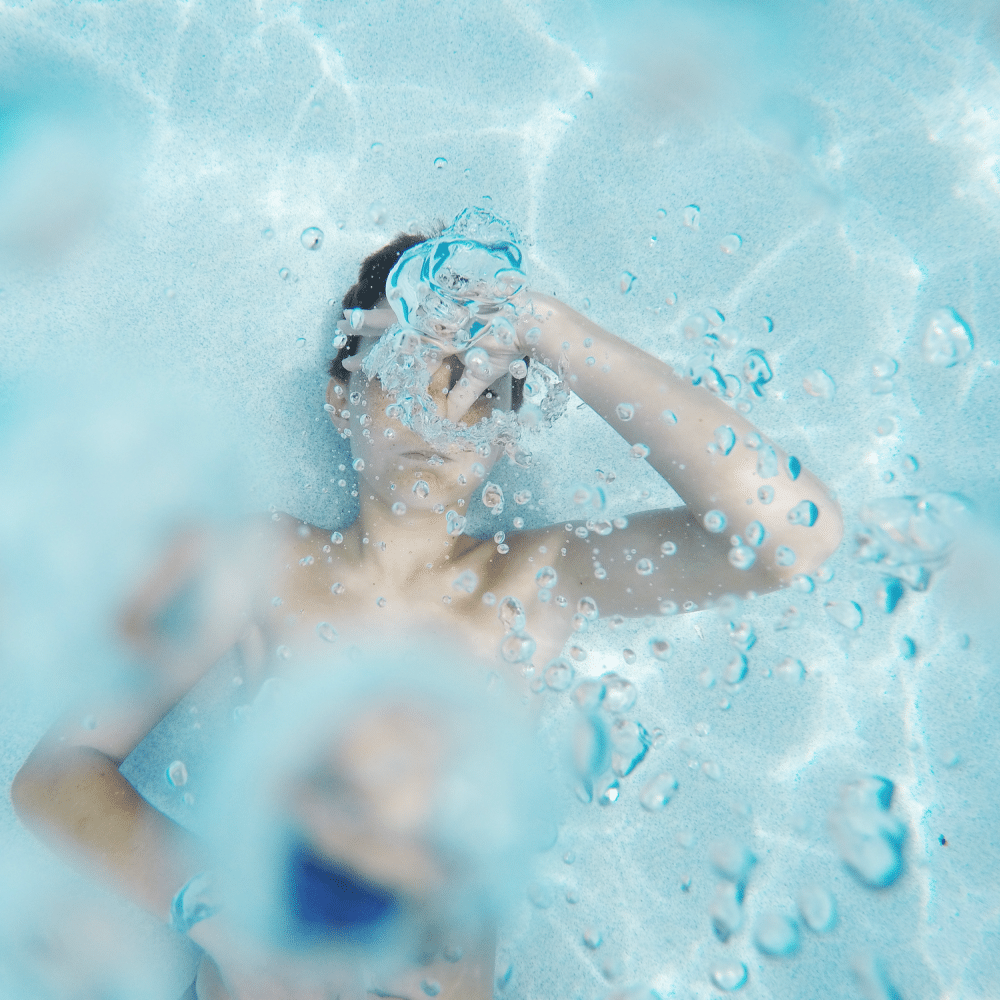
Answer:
[11,745,210,926]
[527,294,843,577]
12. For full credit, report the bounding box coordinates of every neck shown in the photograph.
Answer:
[347,495,474,585]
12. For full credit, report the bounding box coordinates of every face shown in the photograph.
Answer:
[327,347,514,511]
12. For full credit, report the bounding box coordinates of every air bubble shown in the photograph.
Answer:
[923,308,973,366]
[661,410,678,424]
[500,632,536,663]
[619,271,637,293]
[825,600,862,629]
[754,913,799,956]
[723,654,747,684]
[704,510,727,533]
[630,443,650,459]
[875,416,895,436]
[300,227,324,250]
[453,569,478,594]
[368,201,386,224]
[412,480,430,499]
[745,521,766,547]
[535,566,557,589]
[616,402,635,421]
[636,558,654,575]
[659,598,678,615]
[640,772,677,811]
[775,546,795,566]
[660,540,677,556]
[278,267,291,280]
[719,234,742,254]
[509,359,528,379]
[330,582,345,595]
[544,658,574,691]
[446,510,466,536]
[166,760,188,787]
[757,485,774,504]
[872,353,898,378]
[714,426,736,455]
[798,885,836,932]
[498,595,526,632]
[649,637,672,661]
[683,204,700,228]
[392,502,407,516]
[315,622,337,643]
[787,500,819,526]
[433,156,448,169]
[729,544,756,570]
[482,482,504,513]
[583,928,602,949]
[803,369,836,400]
[710,960,748,991]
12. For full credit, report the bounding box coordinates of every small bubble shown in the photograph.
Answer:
[583,927,603,949]
[300,227,324,250]
[661,410,678,424]
[649,637,672,661]
[535,566,558,589]
[622,648,636,664]
[391,501,407,516]
[569,645,587,661]
[262,227,274,239]
[798,885,837,932]
[166,760,188,787]
[544,658,574,691]
[433,156,448,169]
[316,622,337,643]
[330,582,345,595]
[875,416,895,436]
[775,545,796,566]
[276,645,291,660]
[710,960,748,991]
[902,454,919,473]
[704,510,727,533]
[787,500,819,526]
[615,402,635,421]
[619,271,637,293]
[754,913,799,956]
[368,201,386,225]
[659,598,678,615]
[825,600,862,629]
[509,359,528,379]
[630,443,650,460]
[420,980,441,997]
[723,653,747,684]
[412,480,430,498]
[757,485,775,504]
[376,597,387,608]
[719,234,742,254]
[803,369,836,400]
[636,557,654,575]
[729,544,756,570]
[683,204,700,228]
[278,267,291,280]
[923,307,973,366]
[640,772,677,811]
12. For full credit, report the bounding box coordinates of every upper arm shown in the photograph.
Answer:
[21,521,277,771]
[524,506,787,620]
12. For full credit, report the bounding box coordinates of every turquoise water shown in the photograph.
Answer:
[2,1,1000,997]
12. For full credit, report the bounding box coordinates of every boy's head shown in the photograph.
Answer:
[328,232,529,410]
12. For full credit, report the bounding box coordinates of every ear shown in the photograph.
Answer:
[325,378,349,431]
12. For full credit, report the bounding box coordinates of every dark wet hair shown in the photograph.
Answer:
[327,232,528,409]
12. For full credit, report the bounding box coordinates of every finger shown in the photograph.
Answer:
[341,308,396,331]
[446,369,495,423]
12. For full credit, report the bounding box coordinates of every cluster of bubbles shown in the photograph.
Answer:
[360,208,569,458]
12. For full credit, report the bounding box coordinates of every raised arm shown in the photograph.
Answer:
[505,293,844,616]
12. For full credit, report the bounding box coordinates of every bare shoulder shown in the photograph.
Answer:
[28,514,284,767]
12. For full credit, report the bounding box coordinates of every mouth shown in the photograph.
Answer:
[400,450,451,463]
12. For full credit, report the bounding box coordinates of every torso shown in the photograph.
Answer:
[249,514,580,705]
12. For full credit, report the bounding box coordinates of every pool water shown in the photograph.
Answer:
[2,1,1000,998]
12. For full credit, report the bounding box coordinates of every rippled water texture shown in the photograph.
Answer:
[2,1,1000,998]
